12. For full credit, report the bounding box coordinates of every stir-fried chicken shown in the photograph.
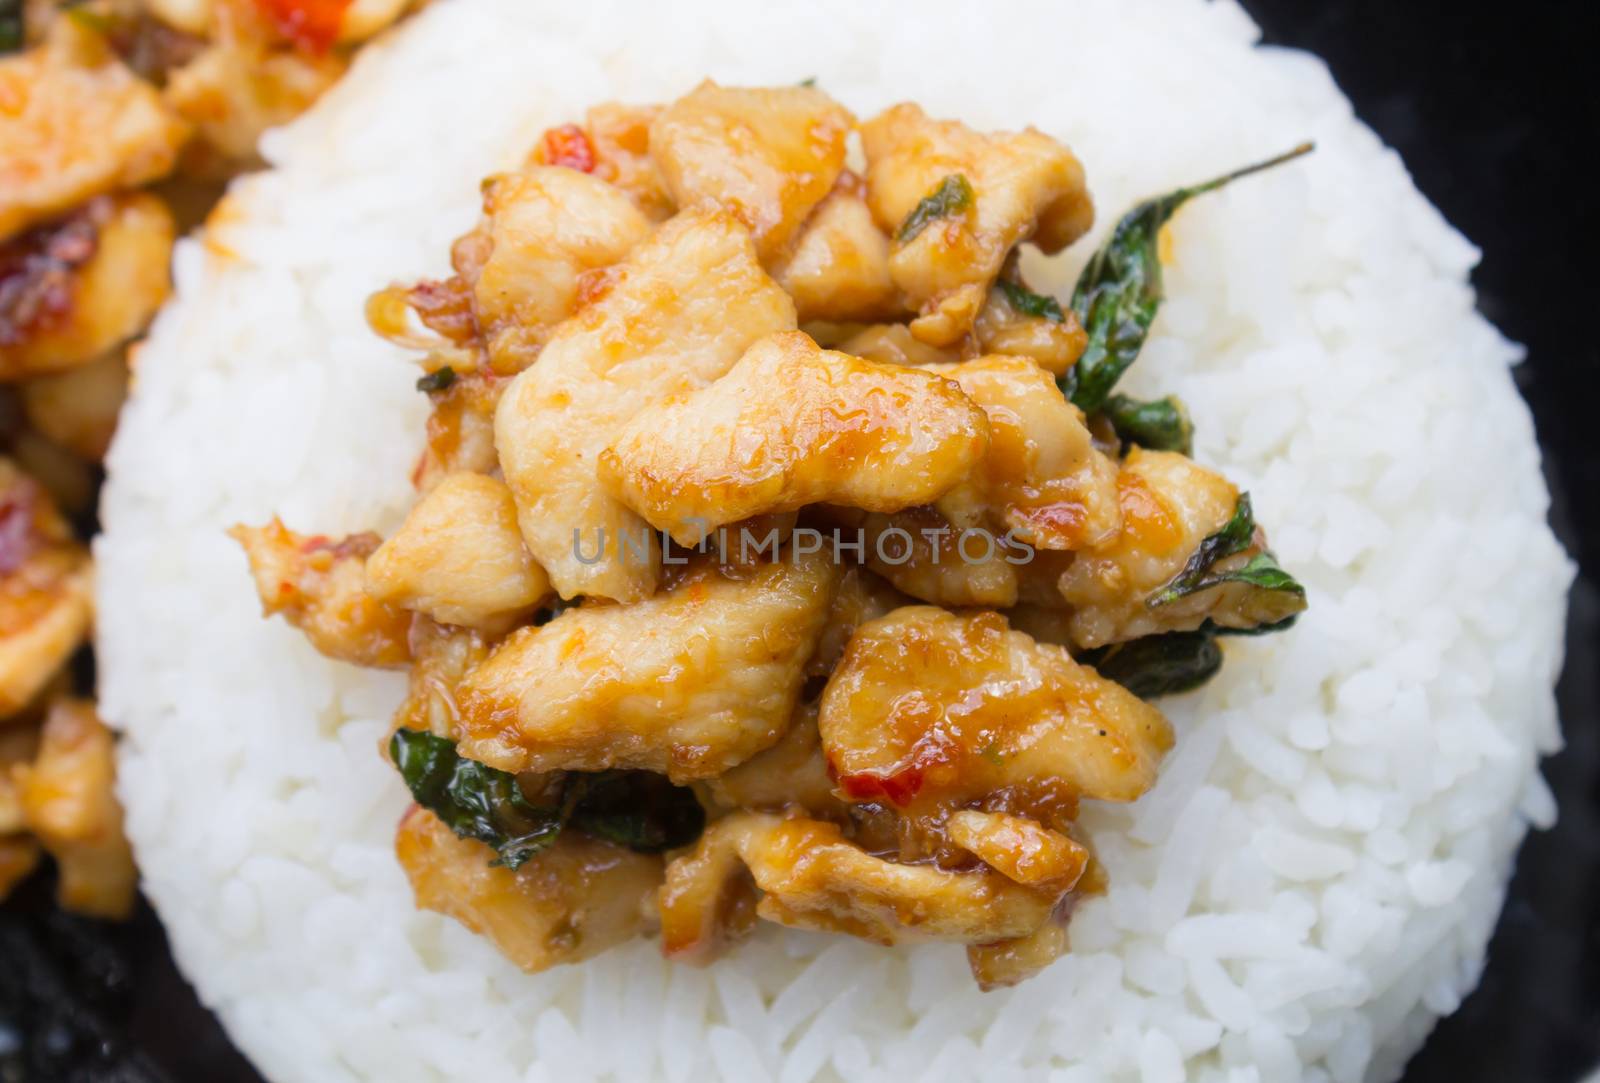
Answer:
[819,606,1172,810]
[18,349,129,460]
[471,166,653,374]
[649,81,853,262]
[0,20,189,241]
[772,177,900,322]
[1054,448,1302,647]
[239,81,1309,987]
[456,552,837,782]
[861,103,1092,346]
[1,192,175,379]
[365,472,550,634]
[13,699,137,919]
[600,331,990,545]
[0,459,93,716]
[232,518,411,668]
[396,805,661,973]
[494,208,795,602]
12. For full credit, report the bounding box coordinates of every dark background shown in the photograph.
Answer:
[2,2,1596,1080]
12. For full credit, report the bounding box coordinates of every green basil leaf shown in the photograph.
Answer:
[996,279,1065,322]
[896,173,974,244]
[1102,393,1193,455]
[1146,493,1307,614]
[567,771,705,853]
[416,366,457,393]
[389,728,563,869]
[1082,630,1223,699]
[1063,143,1313,412]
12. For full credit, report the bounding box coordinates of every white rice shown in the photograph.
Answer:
[95,0,1575,1080]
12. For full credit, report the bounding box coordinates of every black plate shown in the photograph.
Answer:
[2,2,1595,1080]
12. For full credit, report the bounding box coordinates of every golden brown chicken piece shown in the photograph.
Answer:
[600,331,989,546]
[494,208,795,602]
[819,607,1172,810]
[456,551,837,782]
[0,20,189,241]
[529,104,674,222]
[703,701,845,821]
[0,725,40,836]
[772,177,901,322]
[14,699,137,919]
[163,36,343,162]
[1,193,175,379]
[971,281,1088,377]
[471,166,653,374]
[0,460,93,717]
[835,501,1021,609]
[19,349,129,461]
[365,473,550,634]
[659,812,1063,962]
[966,919,1071,990]
[945,809,1087,888]
[231,518,412,668]
[807,566,911,679]
[649,81,854,262]
[836,322,962,368]
[395,806,662,973]
[388,618,491,740]
[926,353,1121,553]
[861,103,1092,346]
[1054,448,1301,647]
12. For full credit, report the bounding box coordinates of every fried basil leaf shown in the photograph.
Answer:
[389,731,705,868]
[0,0,21,52]
[1146,493,1306,611]
[567,771,705,853]
[997,278,1065,322]
[1063,143,1313,412]
[1103,393,1193,455]
[896,173,974,244]
[416,366,457,393]
[389,729,564,869]
[1082,630,1223,699]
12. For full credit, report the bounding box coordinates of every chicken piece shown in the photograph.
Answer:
[495,208,795,602]
[807,566,911,679]
[1,193,174,379]
[1056,448,1298,648]
[528,104,674,222]
[457,552,837,782]
[231,518,411,668]
[966,918,1069,990]
[472,166,653,374]
[19,349,128,461]
[389,618,491,740]
[0,725,40,834]
[0,460,93,717]
[659,812,1062,962]
[649,81,854,262]
[704,701,845,820]
[772,178,900,322]
[838,502,1021,609]
[15,700,137,919]
[837,322,962,367]
[0,20,189,240]
[0,834,41,901]
[365,473,550,633]
[600,331,989,546]
[861,103,1092,346]
[945,809,1087,889]
[819,607,1172,811]
[163,36,342,161]
[411,369,502,491]
[972,280,1087,377]
[395,805,661,973]
[926,354,1121,552]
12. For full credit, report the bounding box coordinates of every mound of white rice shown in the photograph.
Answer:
[95,0,1575,1080]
